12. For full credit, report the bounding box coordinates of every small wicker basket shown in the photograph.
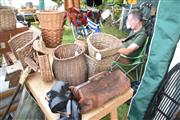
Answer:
[87,33,123,59]
[36,11,65,30]
[85,54,117,77]
[52,44,88,86]
[8,30,33,59]
[0,6,16,31]
[41,28,64,48]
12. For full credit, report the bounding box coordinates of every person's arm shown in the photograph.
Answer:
[117,43,140,55]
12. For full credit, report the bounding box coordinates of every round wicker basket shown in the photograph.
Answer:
[0,6,16,31]
[36,11,65,30]
[52,44,87,86]
[87,33,123,59]
[41,28,64,48]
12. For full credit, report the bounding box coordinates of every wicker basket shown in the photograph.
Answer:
[74,38,88,53]
[52,44,87,86]
[87,33,123,59]
[37,52,53,82]
[41,28,64,48]
[85,54,117,77]
[36,11,65,30]
[0,6,16,31]
[8,30,33,59]
[16,39,35,68]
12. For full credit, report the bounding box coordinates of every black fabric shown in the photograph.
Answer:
[46,81,80,120]
[46,81,70,113]
[59,99,80,120]
[86,0,102,7]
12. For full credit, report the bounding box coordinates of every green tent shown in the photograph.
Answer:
[128,0,180,119]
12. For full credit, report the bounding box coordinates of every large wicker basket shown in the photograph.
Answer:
[41,28,64,48]
[52,44,87,86]
[0,6,16,31]
[85,54,117,77]
[36,11,65,30]
[87,33,123,59]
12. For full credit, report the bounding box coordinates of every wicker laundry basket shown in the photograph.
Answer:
[52,44,87,86]
[36,11,65,30]
[87,33,123,59]
[41,28,64,48]
[8,30,33,59]
[85,54,117,77]
[0,6,16,31]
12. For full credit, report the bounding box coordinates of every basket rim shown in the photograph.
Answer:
[8,30,33,44]
[53,43,85,61]
[36,11,65,14]
[87,32,120,52]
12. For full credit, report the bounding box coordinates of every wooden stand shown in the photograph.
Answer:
[26,72,133,120]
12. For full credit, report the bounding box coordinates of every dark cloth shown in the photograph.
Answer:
[86,0,102,7]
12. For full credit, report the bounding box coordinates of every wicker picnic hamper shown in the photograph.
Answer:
[52,44,87,86]
[0,6,16,31]
[87,33,123,59]
[36,11,65,30]
[85,54,117,77]
[41,28,64,48]
[8,30,33,59]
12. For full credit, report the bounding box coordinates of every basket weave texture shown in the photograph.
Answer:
[0,6,16,31]
[85,54,117,77]
[52,44,87,86]
[8,30,36,68]
[36,11,65,30]
[41,28,64,48]
[8,30,33,59]
[37,52,53,82]
[87,33,123,59]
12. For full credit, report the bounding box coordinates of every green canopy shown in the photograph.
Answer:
[128,0,180,119]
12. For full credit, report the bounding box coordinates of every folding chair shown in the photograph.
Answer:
[111,37,149,81]
[144,63,180,120]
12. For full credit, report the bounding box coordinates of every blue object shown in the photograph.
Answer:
[39,0,45,10]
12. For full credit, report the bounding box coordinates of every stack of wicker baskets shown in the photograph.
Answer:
[36,11,65,48]
[86,33,123,77]
[0,6,16,31]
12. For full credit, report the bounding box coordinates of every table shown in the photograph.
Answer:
[26,72,133,120]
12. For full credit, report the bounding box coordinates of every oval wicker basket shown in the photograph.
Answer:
[41,28,64,48]
[52,44,87,86]
[0,6,16,31]
[36,11,65,30]
[87,33,123,59]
